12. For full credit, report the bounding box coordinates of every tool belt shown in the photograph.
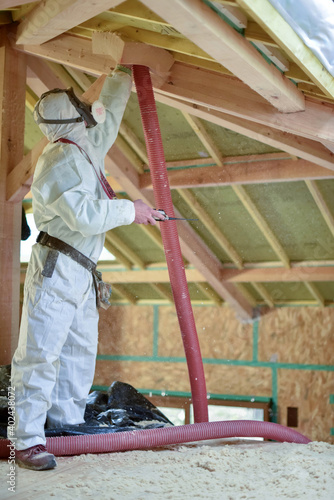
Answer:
[36,231,112,309]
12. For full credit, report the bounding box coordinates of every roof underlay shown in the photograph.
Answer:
[2,0,334,320]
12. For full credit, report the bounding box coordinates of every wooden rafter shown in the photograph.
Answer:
[140,0,305,112]
[112,284,138,304]
[303,282,324,307]
[14,34,334,147]
[232,185,290,268]
[157,63,333,145]
[151,283,174,302]
[176,188,243,268]
[236,0,334,99]
[182,113,224,166]
[15,0,125,45]
[305,180,334,239]
[103,233,133,270]
[251,283,274,308]
[108,232,146,269]
[155,92,334,171]
[105,143,253,319]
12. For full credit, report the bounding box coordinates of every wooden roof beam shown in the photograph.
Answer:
[140,158,334,190]
[223,267,334,282]
[98,268,205,284]
[154,92,334,172]
[157,63,334,147]
[15,0,125,45]
[236,0,334,99]
[15,34,334,146]
[140,0,305,112]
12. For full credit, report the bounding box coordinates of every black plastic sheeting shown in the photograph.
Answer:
[0,364,173,439]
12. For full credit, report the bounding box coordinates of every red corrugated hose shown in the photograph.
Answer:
[0,65,311,459]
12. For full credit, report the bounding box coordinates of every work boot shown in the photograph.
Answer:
[16,444,57,471]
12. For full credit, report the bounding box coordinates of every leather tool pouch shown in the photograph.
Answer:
[93,270,112,310]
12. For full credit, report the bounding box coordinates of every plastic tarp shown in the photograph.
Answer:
[268,0,334,76]
[0,364,172,438]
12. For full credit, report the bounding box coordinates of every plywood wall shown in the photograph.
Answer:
[95,305,334,443]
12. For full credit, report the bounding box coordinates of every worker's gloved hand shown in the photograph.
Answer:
[133,199,166,225]
[115,64,132,76]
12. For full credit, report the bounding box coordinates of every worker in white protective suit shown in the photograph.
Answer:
[10,65,165,471]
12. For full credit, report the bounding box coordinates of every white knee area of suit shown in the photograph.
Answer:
[11,244,99,450]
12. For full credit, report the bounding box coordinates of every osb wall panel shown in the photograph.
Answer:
[98,306,154,356]
[94,359,191,393]
[258,307,334,364]
[94,360,272,398]
[204,364,272,397]
[278,369,334,444]
[158,306,253,359]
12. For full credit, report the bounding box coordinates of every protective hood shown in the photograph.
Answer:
[34,91,88,144]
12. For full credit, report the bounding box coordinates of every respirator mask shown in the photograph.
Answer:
[34,87,106,128]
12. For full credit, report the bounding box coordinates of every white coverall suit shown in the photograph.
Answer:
[11,69,135,450]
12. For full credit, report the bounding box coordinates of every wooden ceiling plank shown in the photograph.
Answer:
[177,188,244,268]
[305,180,334,239]
[140,158,334,190]
[236,0,334,99]
[303,282,325,307]
[140,0,305,112]
[223,267,334,282]
[15,0,126,45]
[251,283,274,308]
[182,112,224,167]
[232,184,290,268]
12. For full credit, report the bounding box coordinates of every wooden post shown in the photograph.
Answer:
[0,27,26,364]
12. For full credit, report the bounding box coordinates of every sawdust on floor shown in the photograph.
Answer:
[0,439,333,499]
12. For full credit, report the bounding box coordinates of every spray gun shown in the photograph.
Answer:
[154,209,198,221]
